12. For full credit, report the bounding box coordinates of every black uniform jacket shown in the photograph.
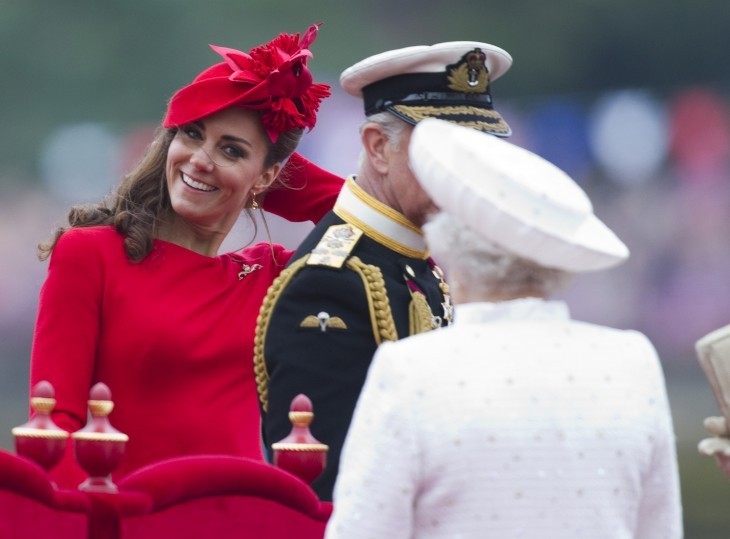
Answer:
[255,179,451,501]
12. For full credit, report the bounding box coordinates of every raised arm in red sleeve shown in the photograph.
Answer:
[263,152,344,224]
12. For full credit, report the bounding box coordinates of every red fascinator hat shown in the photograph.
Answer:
[163,24,331,143]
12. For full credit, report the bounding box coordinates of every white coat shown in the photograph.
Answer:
[326,298,682,539]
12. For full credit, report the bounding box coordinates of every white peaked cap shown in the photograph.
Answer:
[409,119,630,272]
[339,41,513,137]
[340,41,512,96]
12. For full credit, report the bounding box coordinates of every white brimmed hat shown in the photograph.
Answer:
[409,119,629,272]
[340,41,513,137]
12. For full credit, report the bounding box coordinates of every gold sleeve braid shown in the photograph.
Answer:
[254,255,310,412]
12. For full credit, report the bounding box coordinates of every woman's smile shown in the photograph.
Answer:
[181,172,218,192]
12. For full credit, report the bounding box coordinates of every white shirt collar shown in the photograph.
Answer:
[454,298,571,325]
[333,178,429,259]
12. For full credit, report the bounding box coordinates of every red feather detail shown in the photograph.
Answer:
[169,24,330,141]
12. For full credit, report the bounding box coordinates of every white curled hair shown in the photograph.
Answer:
[423,213,573,299]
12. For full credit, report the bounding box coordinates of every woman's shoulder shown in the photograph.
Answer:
[58,225,121,242]
[54,225,124,258]
[229,241,293,267]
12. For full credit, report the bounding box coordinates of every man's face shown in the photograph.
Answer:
[386,126,439,228]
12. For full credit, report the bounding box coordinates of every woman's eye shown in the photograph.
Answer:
[182,125,203,140]
[221,145,245,160]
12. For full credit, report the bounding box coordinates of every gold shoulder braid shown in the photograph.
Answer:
[254,255,309,412]
[409,291,436,334]
[345,256,398,345]
[403,260,453,334]
[254,253,399,412]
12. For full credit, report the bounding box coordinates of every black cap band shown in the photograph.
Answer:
[362,72,495,116]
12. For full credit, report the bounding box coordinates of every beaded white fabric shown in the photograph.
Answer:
[326,298,682,539]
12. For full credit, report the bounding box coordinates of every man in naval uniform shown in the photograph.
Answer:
[254,41,514,501]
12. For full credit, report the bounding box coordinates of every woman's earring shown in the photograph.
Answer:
[251,192,259,211]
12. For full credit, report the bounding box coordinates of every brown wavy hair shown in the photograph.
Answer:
[38,121,302,263]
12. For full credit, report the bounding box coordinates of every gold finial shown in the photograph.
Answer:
[30,396,56,415]
[288,411,314,427]
[88,399,114,417]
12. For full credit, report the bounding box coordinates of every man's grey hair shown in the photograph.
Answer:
[363,112,410,148]
[357,112,411,167]
[424,212,573,300]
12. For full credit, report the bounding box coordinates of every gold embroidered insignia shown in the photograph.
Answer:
[447,48,489,93]
[300,312,348,332]
[307,224,363,268]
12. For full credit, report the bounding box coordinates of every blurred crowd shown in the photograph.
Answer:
[7,83,728,364]
[0,84,727,382]
[1,77,729,537]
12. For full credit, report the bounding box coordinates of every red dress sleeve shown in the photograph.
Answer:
[262,152,343,224]
[29,228,105,488]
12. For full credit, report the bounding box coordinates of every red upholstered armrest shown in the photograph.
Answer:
[0,450,90,539]
[118,455,332,521]
[0,449,56,504]
[0,449,90,512]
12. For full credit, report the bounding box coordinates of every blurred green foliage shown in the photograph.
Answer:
[2,0,729,181]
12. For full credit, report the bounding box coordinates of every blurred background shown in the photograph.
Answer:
[1,0,729,535]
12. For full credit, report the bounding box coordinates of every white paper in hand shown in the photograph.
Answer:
[696,324,730,423]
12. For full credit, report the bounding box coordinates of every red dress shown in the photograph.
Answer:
[29,154,342,488]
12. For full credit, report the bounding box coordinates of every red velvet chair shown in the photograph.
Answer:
[4,386,331,538]
[0,449,90,539]
[116,455,332,538]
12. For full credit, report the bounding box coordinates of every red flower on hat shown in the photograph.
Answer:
[163,24,331,143]
[214,24,330,140]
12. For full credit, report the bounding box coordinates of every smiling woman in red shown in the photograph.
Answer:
[28,25,341,488]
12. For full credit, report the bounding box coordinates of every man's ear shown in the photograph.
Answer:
[360,123,390,175]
